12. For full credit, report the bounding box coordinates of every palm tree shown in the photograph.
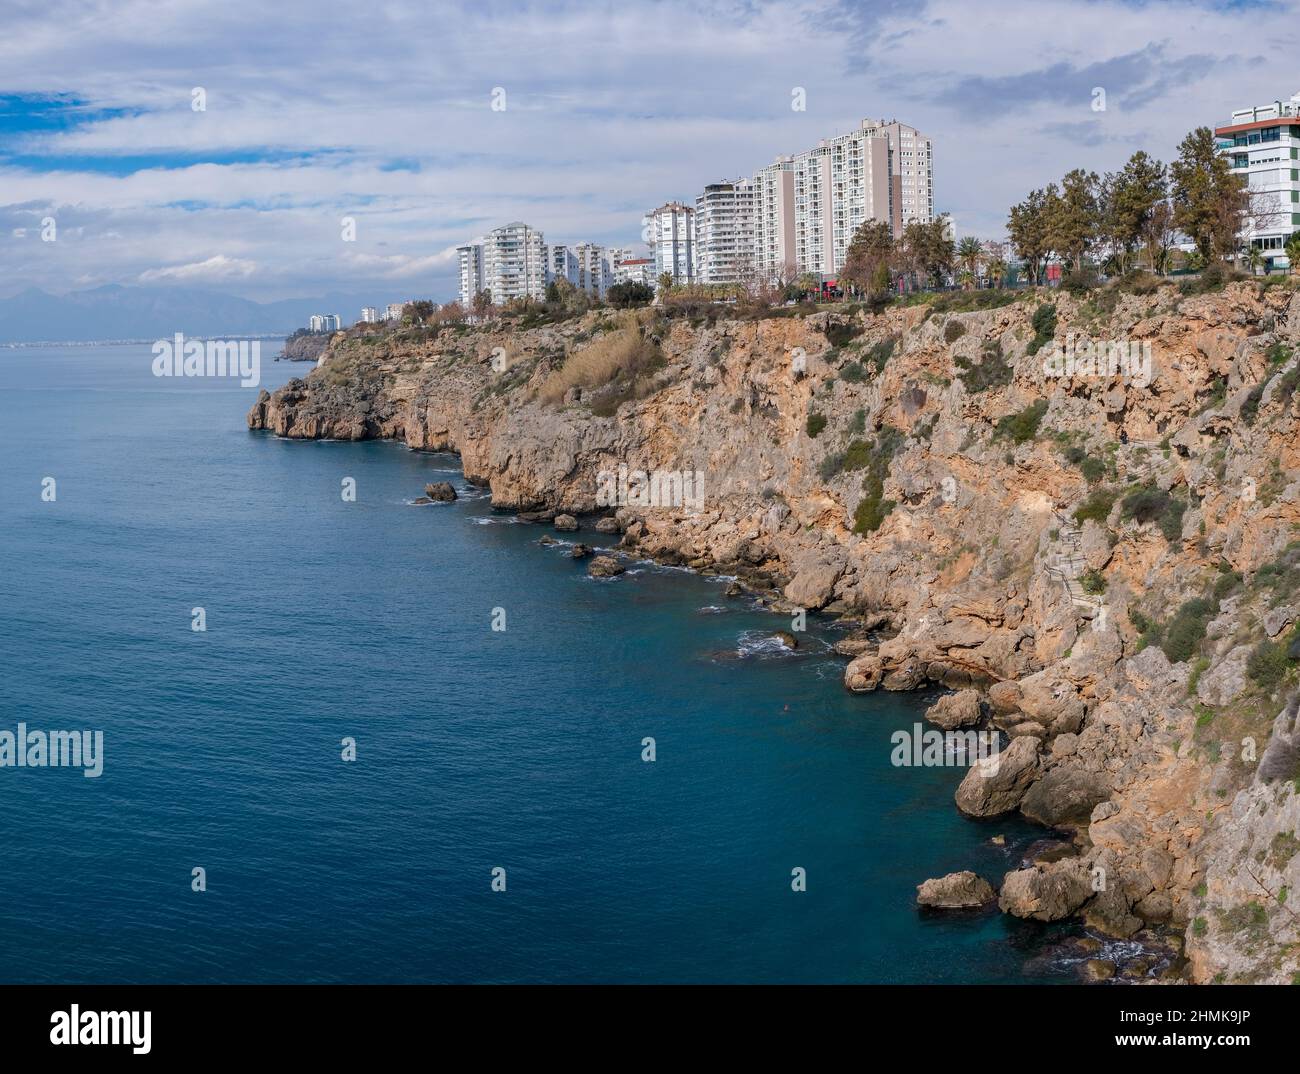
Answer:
[1285,234,1300,276]
[1246,246,1264,277]
[985,258,1007,289]
[656,272,674,296]
[957,236,983,287]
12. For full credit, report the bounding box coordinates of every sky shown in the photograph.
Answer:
[0,0,1296,305]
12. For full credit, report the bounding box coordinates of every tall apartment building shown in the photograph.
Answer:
[384,303,405,321]
[752,158,797,283]
[749,118,933,283]
[573,243,612,298]
[457,244,484,306]
[359,307,378,324]
[309,314,341,332]
[1216,91,1300,271]
[483,222,547,304]
[695,178,757,284]
[549,244,579,286]
[606,247,634,274]
[645,202,696,284]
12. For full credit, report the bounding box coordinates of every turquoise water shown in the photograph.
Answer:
[0,344,1066,983]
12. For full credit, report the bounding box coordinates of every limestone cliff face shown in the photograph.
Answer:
[248,283,1300,981]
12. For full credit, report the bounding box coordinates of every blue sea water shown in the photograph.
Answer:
[0,343,1072,984]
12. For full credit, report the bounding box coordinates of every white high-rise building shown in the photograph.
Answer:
[1216,91,1300,271]
[549,244,579,286]
[573,243,613,298]
[457,244,485,306]
[384,303,405,321]
[482,222,547,304]
[359,307,378,324]
[613,257,655,288]
[309,314,342,332]
[696,178,757,285]
[752,157,797,283]
[749,118,933,283]
[645,202,696,284]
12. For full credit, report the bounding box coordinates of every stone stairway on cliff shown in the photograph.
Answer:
[1045,512,1105,618]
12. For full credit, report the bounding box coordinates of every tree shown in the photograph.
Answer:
[956,236,983,286]
[1103,151,1167,274]
[1286,233,1300,276]
[1170,126,1248,263]
[606,280,654,307]
[840,220,895,296]
[985,257,1008,289]
[1050,168,1101,270]
[1008,186,1058,287]
[404,300,435,325]
[900,216,954,289]
[656,271,674,295]
[472,289,493,318]
[1141,198,1176,275]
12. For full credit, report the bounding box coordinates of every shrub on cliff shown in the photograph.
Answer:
[851,428,901,535]
[1026,303,1057,356]
[954,340,1013,393]
[943,319,966,343]
[823,320,864,348]
[1160,597,1216,664]
[806,412,827,438]
[1121,482,1186,542]
[995,398,1049,444]
[1074,486,1119,525]
[1240,380,1267,426]
[866,336,897,372]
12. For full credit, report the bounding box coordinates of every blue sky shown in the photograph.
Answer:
[0,0,1295,304]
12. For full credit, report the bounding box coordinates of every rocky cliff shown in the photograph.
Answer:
[249,282,1300,982]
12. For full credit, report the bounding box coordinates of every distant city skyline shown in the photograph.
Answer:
[0,0,1286,305]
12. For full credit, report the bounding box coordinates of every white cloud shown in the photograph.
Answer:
[138,254,257,282]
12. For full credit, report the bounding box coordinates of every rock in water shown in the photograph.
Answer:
[594,517,620,534]
[954,735,1040,817]
[924,689,983,730]
[553,514,579,532]
[588,555,625,578]
[424,481,457,502]
[773,631,798,650]
[570,543,593,559]
[916,871,996,909]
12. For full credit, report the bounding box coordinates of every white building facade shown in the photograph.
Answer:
[1216,91,1300,271]
[695,179,756,285]
[644,202,696,284]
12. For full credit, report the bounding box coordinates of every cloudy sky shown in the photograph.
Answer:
[0,0,1295,305]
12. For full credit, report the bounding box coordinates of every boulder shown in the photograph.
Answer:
[554,514,579,532]
[1196,644,1251,707]
[998,860,1092,921]
[570,543,593,559]
[424,481,457,502]
[594,517,621,534]
[844,651,884,692]
[783,553,843,610]
[955,735,1041,817]
[773,631,798,650]
[1264,606,1295,638]
[1020,768,1113,829]
[987,680,1022,714]
[588,556,625,578]
[916,871,996,909]
[924,689,983,730]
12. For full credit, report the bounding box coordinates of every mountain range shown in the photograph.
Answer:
[0,285,390,343]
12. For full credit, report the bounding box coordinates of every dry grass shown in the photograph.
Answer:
[537,314,661,405]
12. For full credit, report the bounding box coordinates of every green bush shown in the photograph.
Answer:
[849,408,866,435]
[842,439,872,471]
[818,452,845,480]
[954,340,1013,393]
[866,336,897,372]
[1080,456,1106,483]
[851,427,902,535]
[1240,381,1266,426]
[823,321,864,347]
[840,361,870,383]
[1121,482,1186,542]
[995,398,1049,444]
[1161,597,1216,664]
[1081,569,1107,595]
[1248,639,1290,692]
[1074,487,1119,526]
[806,412,827,438]
[1026,303,1057,356]
[943,319,966,343]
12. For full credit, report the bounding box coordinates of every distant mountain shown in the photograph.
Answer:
[0,285,388,343]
